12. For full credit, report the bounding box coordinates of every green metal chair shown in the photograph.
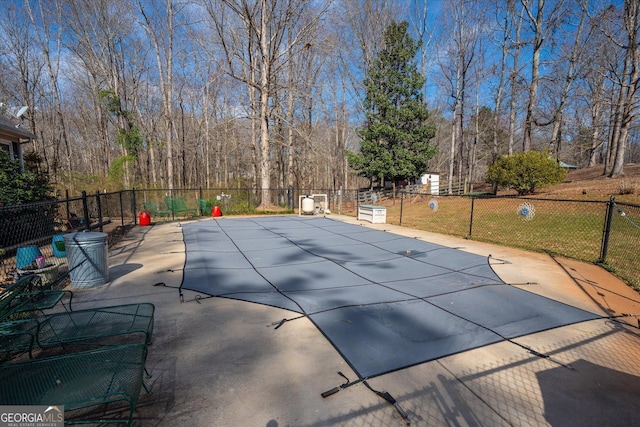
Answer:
[1,273,73,323]
[0,343,149,426]
[143,201,170,219]
[0,318,39,362]
[0,302,154,363]
[36,302,155,349]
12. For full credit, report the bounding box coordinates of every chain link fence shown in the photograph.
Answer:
[132,187,359,218]
[2,188,637,292]
[382,192,639,291]
[469,197,606,262]
[0,190,130,285]
[603,201,640,290]
[0,187,361,285]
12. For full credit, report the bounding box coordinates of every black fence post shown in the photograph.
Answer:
[65,189,70,221]
[169,188,175,221]
[468,196,475,238]
[399,192,404,226]
[81,191,90,231]
[199,187,204,215]
[119,191,124,226]
[132,188,138,225]
[95,190,103,232]
[600,196,615,263]
[103,190,109,218]
[287,186,294,210]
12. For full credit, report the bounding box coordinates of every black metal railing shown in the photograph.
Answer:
[0,187,360,284]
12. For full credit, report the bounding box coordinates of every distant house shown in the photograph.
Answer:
[0,114,36,171]
[559,161,578,170]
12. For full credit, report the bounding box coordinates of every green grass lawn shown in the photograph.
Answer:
[381,195,639,291]
[470,198,605,261]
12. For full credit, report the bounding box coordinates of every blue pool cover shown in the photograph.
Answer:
[180,216,600,379]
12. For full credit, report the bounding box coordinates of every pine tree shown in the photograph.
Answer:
[348,21,436,188]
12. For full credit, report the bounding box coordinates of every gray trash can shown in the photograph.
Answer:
[64,232,109,288]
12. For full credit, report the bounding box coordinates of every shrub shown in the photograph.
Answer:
[617,179,636,195]
[486,150,567,196]
[0,149,53,206]
[0,150,56,248]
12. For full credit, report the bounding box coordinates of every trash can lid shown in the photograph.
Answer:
[63,232,108,242]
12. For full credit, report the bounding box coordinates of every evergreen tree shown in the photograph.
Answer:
[348,21,436,187]
[0,149,54,206]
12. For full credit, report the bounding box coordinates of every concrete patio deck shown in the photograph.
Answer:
[67,214,640,426]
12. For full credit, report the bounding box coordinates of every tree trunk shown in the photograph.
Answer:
[493,2,509,163]
[608,0,640,177]
[588,122,600,167]
[521,0,546,152]
[258,0,272,208]
[448,112,457,195]
[508,4,524,155]
[549,5,586,158]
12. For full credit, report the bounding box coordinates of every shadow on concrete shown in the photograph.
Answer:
[109,263,143,281]
[537,358,640,427]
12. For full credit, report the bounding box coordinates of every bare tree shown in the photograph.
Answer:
[490,0,511,163]
[59,0,139,186]
[577,24,610,167]
[596,0,640,177]
[203,0,329,207]
[340,0,400,75]
[24,0,73,175]
[508,1,525,155]
[0,4,43,156]
[520,0,565,151]
[546,3,587,158]
[7,0,640,195]
[438,0,481,193]
[137,0,186,189]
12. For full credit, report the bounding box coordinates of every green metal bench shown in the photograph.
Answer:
[164,196,198,217]
[0,343,149,426]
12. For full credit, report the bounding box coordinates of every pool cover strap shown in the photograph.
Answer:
[322,371,410,425]
[363,380,410,425]
[320,371,360,397]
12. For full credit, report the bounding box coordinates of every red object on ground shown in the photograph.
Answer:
[212,205,222,217]
[139,211,151,226]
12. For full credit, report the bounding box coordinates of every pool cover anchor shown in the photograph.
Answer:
[487,254,512,265]
[321,372,410,425]
[270,314,306,329]
[526,347,574,370]
[363,380,410,425]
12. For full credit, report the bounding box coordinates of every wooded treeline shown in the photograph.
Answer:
[0,0,639,203]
